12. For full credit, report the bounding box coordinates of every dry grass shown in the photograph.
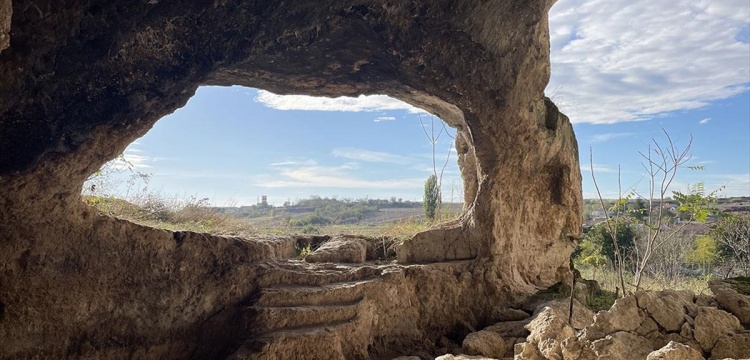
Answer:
[83,194,255,235]
[579,266,713,296]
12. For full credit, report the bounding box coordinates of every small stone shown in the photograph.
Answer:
[680,322,694,339]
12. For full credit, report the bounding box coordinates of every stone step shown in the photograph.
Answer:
[248,301,360,334]
[255,279,375,307]
[227,319,356,360]
[257,262,383,288]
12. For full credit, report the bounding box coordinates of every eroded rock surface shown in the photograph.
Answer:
[646,341,704,360]
[1,0,581,358]
[463,330,507,359]
[0,0,9,52]
[304,236,369,264]
[509,290,750,360]
[710,278,750,327]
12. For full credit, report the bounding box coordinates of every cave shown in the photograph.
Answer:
[0,0,582,358]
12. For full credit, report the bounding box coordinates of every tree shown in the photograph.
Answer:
[419,114,455,220]
[685,235,719,275]
[590,130,718,294]
[712,215,750,277]
[586,221,638,266]
[423,174,440,220]
[574,236,608,279]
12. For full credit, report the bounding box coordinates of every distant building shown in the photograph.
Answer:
[261,195,268,206]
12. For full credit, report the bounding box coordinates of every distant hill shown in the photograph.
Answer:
[215,196,463,227]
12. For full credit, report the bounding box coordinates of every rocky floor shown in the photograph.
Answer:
[229,238,750,360]
[424,279,750,360]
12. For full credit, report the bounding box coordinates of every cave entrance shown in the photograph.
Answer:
[82,85,465,239]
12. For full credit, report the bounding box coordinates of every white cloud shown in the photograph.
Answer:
[581,163,617,174]
[270,160,317,167]
[590,132,633,143]
[108,149,152,170]
[331,148,413,164]
[699,118,711,125]
[705,173,750,197]
[255,90,425,113]
[688,157,716,166]
[254,163,423,189]
[548,0,750,124]
[374,116,396,122]
[122,153,152,169]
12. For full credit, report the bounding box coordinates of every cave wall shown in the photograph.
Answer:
[0,0,582,358]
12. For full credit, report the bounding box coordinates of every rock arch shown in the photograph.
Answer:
[0,0,582,358]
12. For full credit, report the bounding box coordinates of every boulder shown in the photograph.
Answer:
[591,331,653,360]
[514,342,547,360]
[304,237,367,263]
[462,330,506,359]
[574,278,602,307]
[485,320,531,339]
[582,295,646,340]
[709,279,750,327]
[646,341,704,360]
[525,299,593,360]
[635,290,694,332]
[710,332,750,360]
[693,306,743,353]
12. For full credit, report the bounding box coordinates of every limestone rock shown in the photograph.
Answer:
[463,330,506,359]
[391,357,422,360]
[574,278,602,307]
[591,331,653,360]
[492,308,531,322]
[635,290,694,332]
[583,295,645,340]
[485,320,532,338]
[304,237,367,263]
[0,0,581,357]
[0,0,9,52]
[525,299,593,359]
[710,332,750,360]
[693,306,743,353]
[646,341,704,360]
[709,279,750,327]
[435,355,497,360]
[514,342,547,360]
[695,294,718,308]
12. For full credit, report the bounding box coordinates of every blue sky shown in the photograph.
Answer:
[99,0,750,206]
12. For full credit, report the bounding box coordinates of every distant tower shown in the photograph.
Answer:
[261,195,268,206]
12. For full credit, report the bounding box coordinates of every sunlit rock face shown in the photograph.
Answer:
[0,0,582,358]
